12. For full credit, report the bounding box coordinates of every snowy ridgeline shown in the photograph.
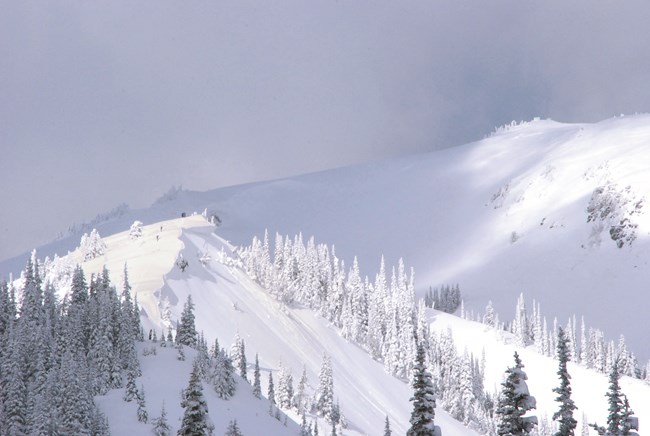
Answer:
[2,215,649,435]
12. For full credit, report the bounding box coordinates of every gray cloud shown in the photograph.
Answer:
[2,0,650,260]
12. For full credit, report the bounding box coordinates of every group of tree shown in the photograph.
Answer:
[237,230,645,435]
[494,327,639,436]
[0,256,142,434]
[239,232,427,381]
[477,293,645,381]
[423,284,462,314]
[239,232,497,432]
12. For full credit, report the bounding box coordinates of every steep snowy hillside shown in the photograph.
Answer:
[37,216,646,434]
[2,115,650,365]
[66,216,474,435]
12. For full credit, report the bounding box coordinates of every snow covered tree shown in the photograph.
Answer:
[294,365,309,413]
[136,384,148,423]
[253,353,262,398]
[211,347,236,399]
[231,332,248,382]
[277,362,294,409]
[123,368,138,402]
[152,401,171,436]
[129,220,143,240]
[176,295,197,347]
[512,293,530,347]
[179,362,214,435]
[225,419,243,436]
[483,300,496,328]
[80,229,107,261]
[315,354,335,423]
[407,342,436,436]
[495,352,537,435]
[553,327,577,435]
[268,371,276,405]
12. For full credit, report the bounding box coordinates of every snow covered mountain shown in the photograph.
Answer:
[17,212,650,435]
[2,114,650,434]
[4,114,650,362]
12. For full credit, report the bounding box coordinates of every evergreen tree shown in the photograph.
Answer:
[483,300,496,328]
[123,368,138,402]
[294,365,309,412]
[407,342,436,436]
[225,419,244,436]
[553,327,577,435]
[176,341,186,361]
[384,415,392,436]
[316,354,334,423]
[230,333,248,382]
[253,353,262,398]
[605,360,624,434]
[268,371,276,405]
[152,401,171,436]
[133,293,144,341]
[277,362,294,409]
[590,359,639,435]
[137,384,148,423]
[178,362,214,435]
[210,347,236,399]
[495,352,537,435]
[177,295,197,347]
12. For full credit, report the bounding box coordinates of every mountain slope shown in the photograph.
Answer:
[2,115,650,361]
[55,215,650,434]
[75,217,474,435]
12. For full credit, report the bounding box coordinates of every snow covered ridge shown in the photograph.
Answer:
[3,213,650,434]
[3,115,650,364]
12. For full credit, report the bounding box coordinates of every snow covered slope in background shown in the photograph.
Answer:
[3,115,650,365]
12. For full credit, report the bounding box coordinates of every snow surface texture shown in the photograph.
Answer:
[35,215,648,434]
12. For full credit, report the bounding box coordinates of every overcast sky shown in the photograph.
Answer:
[2,0,650,261]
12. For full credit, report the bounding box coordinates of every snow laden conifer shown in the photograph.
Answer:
[553,327,577,435]
[225,419,244,436]
[79,229,107,261]
[231,331,248,382]
[512,293,530,347]
[294,365,309,413]
[253,353,262,398]
[152,401,171,436]
[278,362,295,410]
[407,342,436,436]
[268,370,276,405]
[123,367,138,402]
[495,352,537,435]
[136,384,148,423]
[178,362,214,436]
[129,220,143,240]
[210,347,236,399]
[315,353,335,423]
[176,294,197,347]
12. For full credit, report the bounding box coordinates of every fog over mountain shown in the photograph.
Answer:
[3,0,650,261]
